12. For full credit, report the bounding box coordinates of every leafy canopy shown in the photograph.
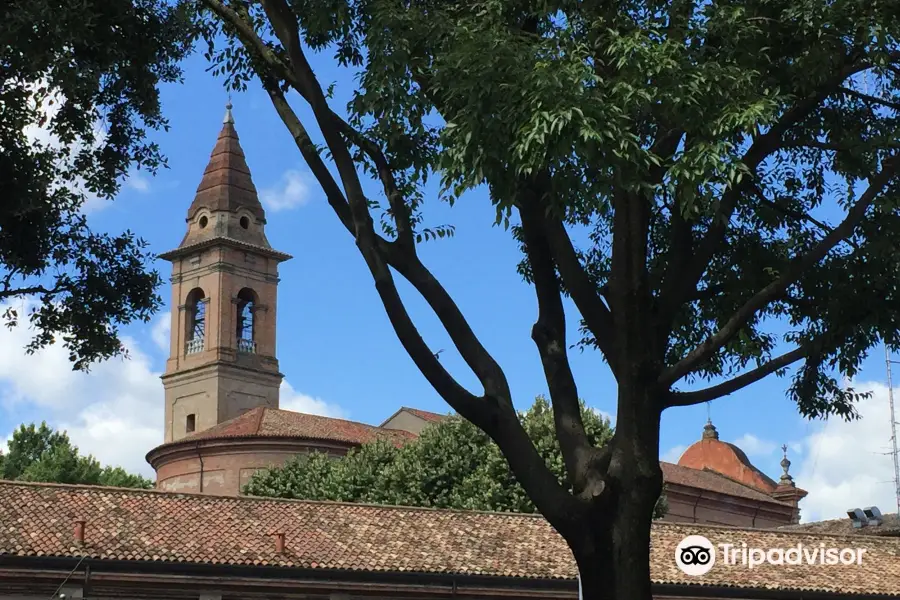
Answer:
[1,0,192,369]
[198,0,900,419]
[0,422,153,488]
[245,396,667,517]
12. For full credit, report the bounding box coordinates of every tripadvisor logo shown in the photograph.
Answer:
[676,535,716,576]
[675,535,868,576]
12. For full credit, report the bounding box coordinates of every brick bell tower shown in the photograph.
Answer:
[158,102,292,444]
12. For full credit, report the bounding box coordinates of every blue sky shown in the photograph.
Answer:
[1,49,898,522]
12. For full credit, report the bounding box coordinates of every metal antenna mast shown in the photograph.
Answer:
[885,346,900,516]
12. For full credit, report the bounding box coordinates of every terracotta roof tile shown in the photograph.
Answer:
[158,236,292,261]
[680,439,779,492]
[165,407,415,448]
[1,481,899,595]
[661,462,789,506]
[779,513,900,536]
[188,116,264,221]
[401,407,447,423]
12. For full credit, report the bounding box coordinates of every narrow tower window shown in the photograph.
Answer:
[236,288,257,354]
[185,414,196,433]
[185,288,206,354]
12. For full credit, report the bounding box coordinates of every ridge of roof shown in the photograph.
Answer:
[401,407,447,422]
[378,406,448,427]
[0,479,545,518]
[150,407,416,453]
[660,462,790,506]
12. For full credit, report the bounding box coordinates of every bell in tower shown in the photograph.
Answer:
[158,102,292,443]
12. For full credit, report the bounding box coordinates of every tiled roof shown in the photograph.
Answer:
[401,407,447,423]
[679,436,780,492]
[158,235,292,261]
[163,407,416,448]
[779,513,900,536]
[1,481,899,595]
[661,462,790,506]
[188,107,265,220]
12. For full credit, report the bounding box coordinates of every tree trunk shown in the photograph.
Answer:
[574,498,657,600]
[572,384,663,600]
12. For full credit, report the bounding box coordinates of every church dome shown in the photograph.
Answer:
[676,420,778,492]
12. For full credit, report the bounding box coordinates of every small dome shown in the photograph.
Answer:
[676,421,778,492]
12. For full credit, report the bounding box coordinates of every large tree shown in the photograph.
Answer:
[1,1,191,369]
[0,422,153,488]
[245,396,667,517]
[194,1,900,598]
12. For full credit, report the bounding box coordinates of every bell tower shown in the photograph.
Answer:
[159,103,292,444]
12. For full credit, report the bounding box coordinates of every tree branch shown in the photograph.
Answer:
[0,284,68,300]
[660,155,900,387]
[262,82,355,232]
[750,183,855,246]
[657,56,876,335]
[838,86,900,112]
[215,0,508,407]
[212,0,585,529]
[666,345,809,406]
[256,0,371,239]
[531,179,619,377]
[201,0,415,247]
[781,138,900,152]
[518,193,602,498]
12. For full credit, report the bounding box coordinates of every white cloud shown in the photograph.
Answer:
[126,171,151,193]
[0,301,162,476]
[589,406,616,425]
[794,380,898,522]
[280,380,345,418]
[150,312,171,354]
[0,299,345,479]
[20,80,112,215]
[732,433,778,457]
[661,444,687,463]
[260,169,314,212]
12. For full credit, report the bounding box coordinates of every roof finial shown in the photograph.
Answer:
[224,96,234,124]
[702,418,718,440]
[780,444,795,486]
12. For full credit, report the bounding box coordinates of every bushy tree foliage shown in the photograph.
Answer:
[1,0,191,369]
[247,396,667,516]
[0,422,153,488]
[192,1,900,597]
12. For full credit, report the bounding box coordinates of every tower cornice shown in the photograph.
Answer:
[158,236,292,263]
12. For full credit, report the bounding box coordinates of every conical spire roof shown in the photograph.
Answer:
[187,102,265,221]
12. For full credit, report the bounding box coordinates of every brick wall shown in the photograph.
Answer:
[154,439,354,496]
[663,484,795,528]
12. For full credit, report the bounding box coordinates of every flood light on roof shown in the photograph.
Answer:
[864,506,883,525]
[847,508,868,528]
